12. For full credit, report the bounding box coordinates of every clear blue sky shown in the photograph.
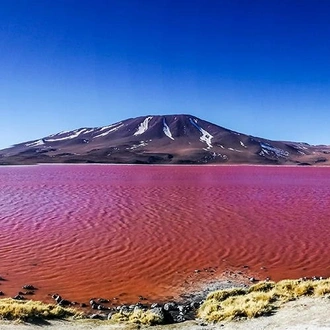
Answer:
[1,0,330,149]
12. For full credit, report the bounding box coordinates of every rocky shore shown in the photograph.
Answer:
[2,296,330,330]
[0,271,248,325]
[2,273,329,328]
[0,266,255,324]
[48,279,248,324]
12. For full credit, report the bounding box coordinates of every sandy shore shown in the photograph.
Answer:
[1,296,330,330]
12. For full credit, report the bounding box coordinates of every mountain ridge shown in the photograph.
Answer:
[1,114,329,165]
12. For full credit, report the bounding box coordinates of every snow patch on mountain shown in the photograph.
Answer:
[50,130,70,137]
[134,117,153,136]
[130,141,148,149]
[228,148,242,152]
[45,129,87,142]
[93,124,124,139]
[99,122,122,132]
[260,143,289,158]
[163,119,174,140]
[189,118,213,149]
[25,139,45,147]
[82,128,96,134]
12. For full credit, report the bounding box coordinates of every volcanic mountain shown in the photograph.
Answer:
[1,114,329,165]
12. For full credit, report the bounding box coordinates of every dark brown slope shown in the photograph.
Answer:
[1,114,330,165]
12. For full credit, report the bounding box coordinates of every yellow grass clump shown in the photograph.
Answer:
[110,309,163,326]
[0,298,79,321]
[198,278,330,323]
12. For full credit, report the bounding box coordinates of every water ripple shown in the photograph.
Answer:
[1,165,330,303]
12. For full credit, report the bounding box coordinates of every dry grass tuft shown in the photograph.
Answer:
[206,287,247,301]
[248,281,276,293]
[0,298,79,321]
[110,309,163,326]
[313,279,330,296]
[198,278,330,323]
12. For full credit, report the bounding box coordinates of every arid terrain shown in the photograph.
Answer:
[1,114,330,165]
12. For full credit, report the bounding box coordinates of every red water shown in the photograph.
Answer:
[1,165,330,305]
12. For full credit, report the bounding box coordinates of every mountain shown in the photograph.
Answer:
[1,114,330,165]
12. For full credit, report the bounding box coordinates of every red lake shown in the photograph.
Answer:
[1,165,330,305]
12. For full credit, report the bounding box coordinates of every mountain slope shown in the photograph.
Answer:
[1,114,329,165]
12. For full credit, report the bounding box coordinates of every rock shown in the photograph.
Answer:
[89,313,107,320]
[80,303,87,308]
[97,304,109,310]
[97,298,109,303]
[107,312,114,320]
[118,305,130,313]
[151,303,161,308]
[190,301,200,309]
[178,305,189,314]
[90,299,100,309]
[52,294,62,303]
[175,314,186,323]
[133,305,143,313]
[52,294,71,306]
[58,299,71,307]
[91,302,99,310]
[22,284,37,290]
[13,295,25,300]
[0,291,4,296]
[89,314,100,319]
[312,276,323,281]
[165,310,186,323]
[163,302,178,311]
[149,307,165,323]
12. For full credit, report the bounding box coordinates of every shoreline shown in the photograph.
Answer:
[1,257,327,321]
[1,279,330,329]
[0,265,257,314]
[0,275,250,322]
[2,162,330,167]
